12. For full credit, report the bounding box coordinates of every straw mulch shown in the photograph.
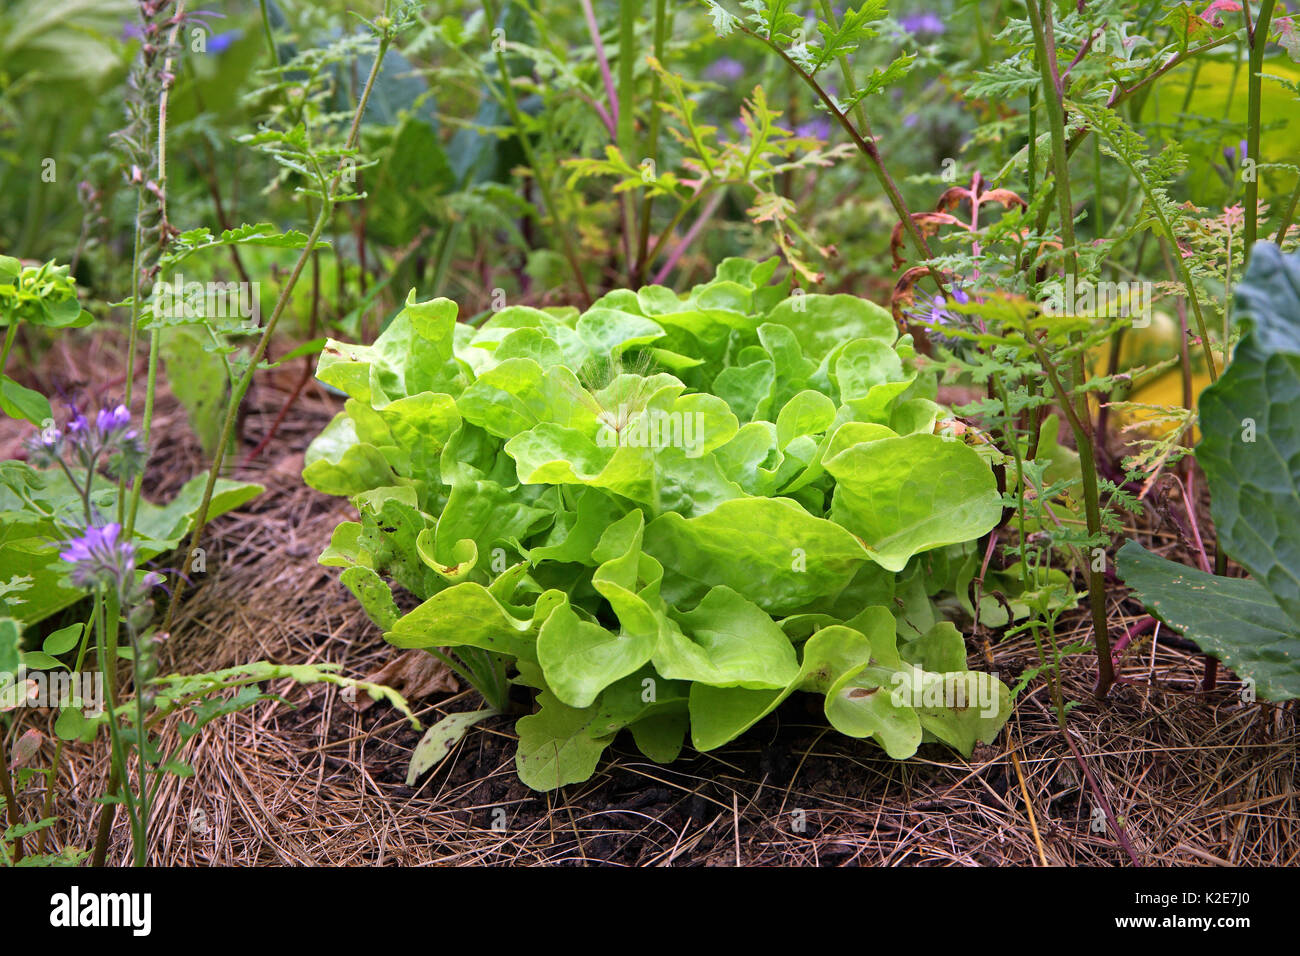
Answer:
[3,331,1296,866]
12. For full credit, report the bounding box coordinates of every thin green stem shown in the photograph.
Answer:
[634,0,668,280]
[163,29,394,632]
[0,323,18,373]
[1026,0,1113,697]
[617,0,638,278]
[0,728,24,862]
[483,0,592,304]
[91,589,142,865]
[122,2,185,531]
[1022,34,1233,271]
[36,604,97,855]
[1244,0,1277,257]
[740,23,946,293]
[129,623,150,867]
[1274,174,1300,246]
[258,0,280,67]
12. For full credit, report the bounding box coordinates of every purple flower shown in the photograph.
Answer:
[208,30,240,55]
[60,523,136,592]
[706,57,745,82]
[908,288,972,344]
[96,404,131,435]
[66,412,88,435]
[900,12,945,36]
[794,117,833,141]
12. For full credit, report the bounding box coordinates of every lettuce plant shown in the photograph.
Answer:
[305,258,1012,790]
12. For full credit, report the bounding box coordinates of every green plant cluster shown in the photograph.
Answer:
[305,257,1012,790]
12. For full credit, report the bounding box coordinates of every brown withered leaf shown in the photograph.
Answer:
[356,649,458,712]
[890,212,964,269]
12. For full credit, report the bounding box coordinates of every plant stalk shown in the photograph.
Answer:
[163,28,394,632]
[1026,0,1114,696]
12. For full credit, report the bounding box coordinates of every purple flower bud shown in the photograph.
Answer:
[208,30,240,55]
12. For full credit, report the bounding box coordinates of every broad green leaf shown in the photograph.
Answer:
[159,326,227,456]
[340,566,400,631]
[0,375,52,426]
[628,706,689,763]
[42,623,83,656]
[644,497,871,614]
[824,666,923,758]
[1197,243,1300,623]
[689,618,887,751]
[763,293,896,363]
[537,599,655,708]
[1118,540,1300,701]
[775,389,837,449]
[515,688,614,792]
[303,413,401,495]
[386,582,538,660]
[825,433,1002,572]
[655,586,799,688]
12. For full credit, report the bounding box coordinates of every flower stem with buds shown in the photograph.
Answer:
[163,17,397,633]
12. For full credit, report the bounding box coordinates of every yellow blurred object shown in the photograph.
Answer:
[1090,309,1222,441]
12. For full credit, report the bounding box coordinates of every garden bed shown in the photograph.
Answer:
[9,340,1291,867]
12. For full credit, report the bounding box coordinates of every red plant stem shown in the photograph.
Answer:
[652,189,725,285]
[0,731,24,862]
[1109,616,1158,669]
[240,367,311,466]
[1062,726,1141,865]
[1179,472,1212,574]
[580,0,618,137]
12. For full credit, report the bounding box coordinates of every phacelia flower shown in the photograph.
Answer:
[96,403,132,435]
[207,30,240,55]
[60,523,136,592]
[705,57,745,82]
[794,117,833,141]
[908,287,972,346]
[900,12,945,36]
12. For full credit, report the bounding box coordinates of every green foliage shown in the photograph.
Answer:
[0,256,90,330]
[306,259,1011,790]
[1121,245,1300,700]
[0,465,262,626]
[0,255,92,427]
[1118,541,1299,700]
[1197,244,1300,622]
